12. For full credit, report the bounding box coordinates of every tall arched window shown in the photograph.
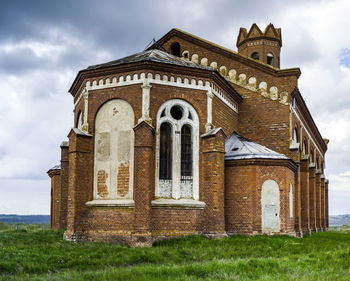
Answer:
[181,125,193,198]
[267,52,274,65]
[293,128,298,144]
[77,111,83,130]
[170,42,181,57]
[159,123,172,180]
[156,99,199,200]
[251,52,259,60]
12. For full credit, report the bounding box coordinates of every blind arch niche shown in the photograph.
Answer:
[93,99,134,200]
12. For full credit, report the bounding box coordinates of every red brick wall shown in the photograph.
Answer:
[48,170,61,229]
[60,144,69,229]
[225,160,296,235]
[309,166,317,231]
[300,159,310,234]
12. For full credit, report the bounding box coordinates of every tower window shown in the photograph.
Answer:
[267,53,274,65]
[170,42,180,57]
[251,52,259,60]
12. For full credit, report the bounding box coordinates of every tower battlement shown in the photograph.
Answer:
[236,23,282,68]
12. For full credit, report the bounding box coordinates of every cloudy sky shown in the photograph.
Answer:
[0,0,349,215]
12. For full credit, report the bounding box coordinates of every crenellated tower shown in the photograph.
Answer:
[236,23,282,68]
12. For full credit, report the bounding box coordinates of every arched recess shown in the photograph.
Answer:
[155,99,199,200]
[77,111,83,130]
[261,179,281,233]
[93,99,134,200]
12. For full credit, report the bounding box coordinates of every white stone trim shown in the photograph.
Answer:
[75,72,238,114]
[138,79,152,124]
[206,89,214,132]
[155,99,199,200]
[151,198,205,209]
[86,199,134,208]
[290,104,324,161]
[82,90,89,132]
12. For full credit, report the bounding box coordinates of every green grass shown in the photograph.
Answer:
[1,224,350,280]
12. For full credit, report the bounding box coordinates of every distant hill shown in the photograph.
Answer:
[329,214,350,226]
[0,214,50,224]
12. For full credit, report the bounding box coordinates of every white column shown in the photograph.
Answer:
[82,89,89,132]
[205,89,214,132]
[173,125,181,199]
[138,79,152,124]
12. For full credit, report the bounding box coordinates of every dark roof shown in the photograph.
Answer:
[86,49,215,71]
[225,133,289,160]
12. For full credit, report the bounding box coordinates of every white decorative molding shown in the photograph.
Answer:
[76,72,238,114]
[82,89,89,132]
[191,54,199,64]
[289,142,300,150]
[138,79,152,124]
[200,57,208,66]
[206,89,214,132]
[290,104,324,161]
[86,199,134,208]
[151,198,205,209]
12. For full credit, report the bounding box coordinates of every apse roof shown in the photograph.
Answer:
[86,49,215,71]
[225,133,289,160]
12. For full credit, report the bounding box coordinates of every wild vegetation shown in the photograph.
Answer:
[1,224,350,280]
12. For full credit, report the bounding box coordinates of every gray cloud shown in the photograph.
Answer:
[0,0,349,215]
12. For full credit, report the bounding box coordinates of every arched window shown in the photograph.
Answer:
[170,42,180,57]
[267,52,274,65]
[181,125,193,198]
[302,141,307,157]
[77,111,83,130]
[310,149,314,163]
[251,52,259,60]
[159,123,172,180]
[293,128,298,144]
[156,99,199,200]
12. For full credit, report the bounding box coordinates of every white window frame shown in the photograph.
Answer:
[155,99,199,200]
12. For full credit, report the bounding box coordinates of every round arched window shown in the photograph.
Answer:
[267,53,274,65]
[251,52,259,60]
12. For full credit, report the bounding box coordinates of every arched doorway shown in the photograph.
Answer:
[261,180,280,233]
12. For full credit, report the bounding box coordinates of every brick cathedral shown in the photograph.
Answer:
[48,24,329,246]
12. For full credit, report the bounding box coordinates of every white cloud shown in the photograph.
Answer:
[1,0,350,215]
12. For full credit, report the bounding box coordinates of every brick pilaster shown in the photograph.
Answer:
[132,121,155,246]
[308,164,317,231]
[300,158,310,235]
[47,169,61,229]
[59,141,69,229]
[320,176,326,230]
[315,171,321,230]
[325,179,329,228]
[201,129,226,237]
[64,129,93,241]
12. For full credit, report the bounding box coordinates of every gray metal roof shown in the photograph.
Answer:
[48,164,61,171]
[86,49,215,71]
[225,133,289,160]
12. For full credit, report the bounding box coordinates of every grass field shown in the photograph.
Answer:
[0,224,350,280]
